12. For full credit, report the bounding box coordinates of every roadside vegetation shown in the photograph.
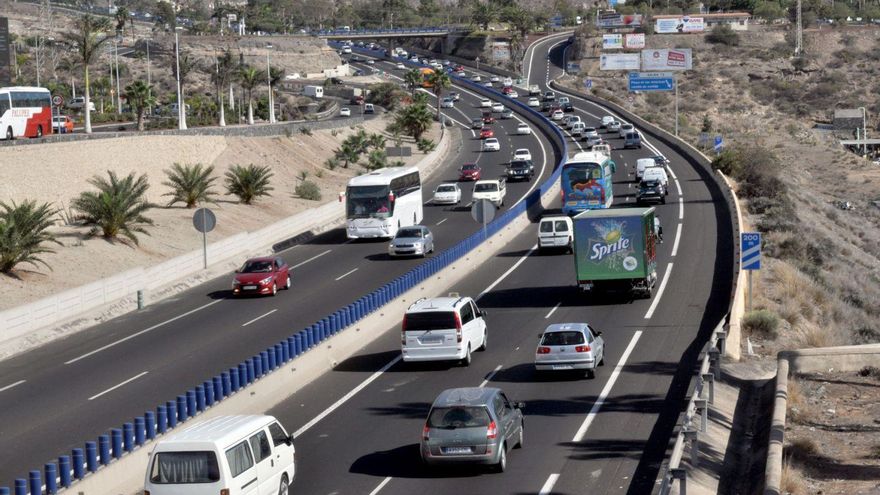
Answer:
[162,163,218,208]
[224,164,274,205]
[0,201,60,275]
[71,171,156,245]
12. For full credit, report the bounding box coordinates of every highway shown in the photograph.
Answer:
[0,57,559,486]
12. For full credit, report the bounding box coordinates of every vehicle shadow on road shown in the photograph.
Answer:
[350,444,486,479]
[489,363,589,384]
[478,286,629,309]
[363,401,431,420]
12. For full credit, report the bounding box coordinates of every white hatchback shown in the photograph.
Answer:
[513,148,532,161]
[516,123,532,135]
[491,102,504,113]
[527,97,540,107]
[432,183,462,205]
[479,98,492,108]
[402,296,488,366]
[340,107,351,117]
[482,138,500,152]
[550,110,564,121]
[507,90,519,98]
[535,323,605,378]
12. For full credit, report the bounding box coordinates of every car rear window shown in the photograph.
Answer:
[474,183,498,192]
[437,185,455,192]
[555,221,569,232]
[150,451,220,484]
[540,221,554,233]
[541,331,585,346]
[428,406,491,428]
[405,311,456,331]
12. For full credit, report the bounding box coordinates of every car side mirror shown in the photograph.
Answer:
[286,435,294,446]
[480,310,487,317]
[597,331,603,336]
[516,402,526,409]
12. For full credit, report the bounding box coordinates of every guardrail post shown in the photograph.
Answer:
[716,330,727,355]
[695,399,709,433]
[701,373,715,404]
[0,487,9,495]
[671,468,688,495]
[135,417,146,445]
[177,394,189,421]
[71,449,84,480]
[85,441,98,471]
[145,411,157,439]
[186,389,197,416]
[195,385,206,412]
[709,348,721,379]
[112,428,124,458]
[203,380,214,406]
[268,347,277,370]
[27,471,40,495]
[98,434,111,465]
[246,358,256,382]
[286,336,297,359]
[44,463,57,494]
[14,479,25,495]
[684,428,700,467]
[58,456,71,488]
[259,351,269,375]
[123,422,135,452]
[163,402,175,430]
[293,334,303,355]
[213,376,224,401]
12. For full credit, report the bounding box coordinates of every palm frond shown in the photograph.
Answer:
[224,164,274,204]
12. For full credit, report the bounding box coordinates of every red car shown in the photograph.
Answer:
[480,128,495,139]
[501,86,513,95]
[459,163,482,181]
[482,113,495,124]
[232,257,290,297]
[453,65,465,73]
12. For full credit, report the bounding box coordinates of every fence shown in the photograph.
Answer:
[0,56,570,494]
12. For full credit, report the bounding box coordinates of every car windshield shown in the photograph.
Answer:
[240,260,273,273]
[541,331,585,346]
[396,228,423,238]
[474,183,498,192]
[540,221,554,233]
[428,406,491,428]
[346,185,393,219]
[437,185,456,192]
[510,161,530,170]
[462,164,478,171]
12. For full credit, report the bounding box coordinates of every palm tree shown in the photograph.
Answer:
[212,50,235,127]
[427,70,451,121]
[367,133,387,151]
[92,76,110,113]
[57,56,81,98]
[124,80,156,131]
[471,2,497,30]
[268,66,285,123]
[163,163,218,208]
[365,149,388,171]
[335,142,361,168]
[403,68,422,96]
[72,171,155,245]
[171,47,199,129]
[238,66,261,125]
[63,14,113,133]
[224,164,274,204]
[395,101,434,141]
[115,7,130,38]
[0,200,60,274]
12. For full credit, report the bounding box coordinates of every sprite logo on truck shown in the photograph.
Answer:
[576,218,645,279]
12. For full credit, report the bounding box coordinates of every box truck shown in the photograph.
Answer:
[303,85,324,98]
[572,207,658,297]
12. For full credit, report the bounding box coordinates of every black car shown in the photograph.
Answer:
[506,159,535,181]
[651,155,670,169]
[637,180,666,205]
[561,102,574,112]
[543,91,556,101]
[541,101,554,112]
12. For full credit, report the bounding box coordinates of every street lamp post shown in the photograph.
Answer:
[114,39,122,114]
[146,39,152,116]
[266,46,276,124]
[859,106,867,156]
[175,31,187,130]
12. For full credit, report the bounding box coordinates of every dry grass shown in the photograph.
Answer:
[786,377,806,422]
[780,457,809,495]
[795,321,836,349]
[787,437,820,462]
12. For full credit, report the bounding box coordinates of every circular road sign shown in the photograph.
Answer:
[470,199,496,226]
[52,95,64,107]
[193,208,217,233]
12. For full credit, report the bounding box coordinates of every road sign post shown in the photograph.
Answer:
[470,199,496,240]
[193,208,217,269]
[741,232,761,312]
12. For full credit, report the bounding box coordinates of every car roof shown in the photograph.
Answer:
[245,256,276,263]
[543,323,589,333]
[155,415,275,449]
[407,296,470,312]
[432,387,500,407]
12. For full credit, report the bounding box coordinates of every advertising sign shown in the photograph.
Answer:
[641,49,692,71]
[655,16,705,33]
[597,13,642,28]
[602,34,623,50]
[574,214,652,280]
[0,17,10,86]
[624,33,645,49]
[490,42,510,61]
[600,53,640,70]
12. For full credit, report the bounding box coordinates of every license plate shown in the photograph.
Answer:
[243,285,257,290]
[552,364,573,370]
[421,336,443,344]
[443,447,472,454]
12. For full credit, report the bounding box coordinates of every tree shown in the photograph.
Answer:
[155,1,177,31]
[72,171,156,245]
[212,50,236,127]
[426,70,451,121]
[403,68,423,96]
[705,24,740,46]
[163,163,218,207]
[238,66,261,125]
[394,100,433,140]
[171,46,199,128]
[753,1,786,21]
[335,142,361,168]
[123,80,156,131]
[115,7,130,38]
[0,200,60,274]
[92,76,110,113]
[224,164,274,204]
[365,149,388,170]
[367,133,387,151]
[472,2,497,30]
[268,65,285,123]
[63,14,113,133]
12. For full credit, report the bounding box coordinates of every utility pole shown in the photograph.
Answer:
[795,0,803,56]
[175,31,187,130]
[267,48,275,123]
[146,39,152,115]
[114,39,121,113]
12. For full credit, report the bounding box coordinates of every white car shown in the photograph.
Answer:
[483,81,493,87]
[582,126,599,139]
[482,138,500,152]
[506,90,519,98]
[550,109,564,121]
[607,121,622,132]
[491,102,504,113]
[502,77,513,87]
[619,123,635,138]
[433,183,462,205]
[513,148,532,161]
[440,97,454,108]
[471,74,482,82]
[366,59,375,65]
[600,115,615,128]
[340,107,351,117]
[516,123,532,135]
[490,75,500,83]
[535,323,605,378]
[527,97,540,107]
[396,62,406,70]
[479,98,492,108]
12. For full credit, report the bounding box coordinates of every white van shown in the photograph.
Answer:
[636,158,655,180]
[303,85,324,98]
[570,121,587,136]
[642,166,670,193]
[145,415,295,495]
[538,216,574,252]
[401,296,488,366]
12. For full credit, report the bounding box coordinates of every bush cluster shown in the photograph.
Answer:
[295,180,322,201]
[743,309,781,339]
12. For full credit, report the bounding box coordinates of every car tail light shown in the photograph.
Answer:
[575,345,591,353]
[220,490,230,495]
[401,314,407,345]
[455,313,462,342]
[486,420,497,439]
[144,492,150,495]
[422,424,431,441]
[537,346,551,354]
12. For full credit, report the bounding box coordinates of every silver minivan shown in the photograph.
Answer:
[421,387,524,472]
[534,323,605,378]
[537,216,573,252]
[401,296,487,365]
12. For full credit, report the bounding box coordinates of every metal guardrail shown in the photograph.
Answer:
[3,47,569,495]
[315,26,467,37]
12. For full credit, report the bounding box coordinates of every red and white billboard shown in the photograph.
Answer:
[624,33,645,49]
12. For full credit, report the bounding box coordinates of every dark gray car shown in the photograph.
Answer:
[388,225,434,257]
[421,387,524,472]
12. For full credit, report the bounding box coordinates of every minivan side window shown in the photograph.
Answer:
[470,301,481,319]
[459,302,474,325]
[268,422,289,447]
[248,431,272,463]
[225,441,255,477]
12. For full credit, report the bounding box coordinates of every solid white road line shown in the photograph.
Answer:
[293,355,402,438]
[477,244,538,300]
[672,223,682,257]
[572,331,643,442]
[644,263,674,320]
[88,371,149,401]
[292,249,332,269]
[544,302,561,319]
[679,197,684,219]
[242,309,277,327]
[65,299,223,365]
[539,473,561,495]
[368,476,393,495]
[479,365,503,388]
[335,268,359,281]
[436,218,448,226]
[0,380,26,393]
[675,178,682,196]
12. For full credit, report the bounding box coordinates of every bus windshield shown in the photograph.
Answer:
[347,185,394,219]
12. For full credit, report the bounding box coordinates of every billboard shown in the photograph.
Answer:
[490,42,510,61]
[600,53,640,70]
[602,34,623,50]
[624,33,645,49]
[641,48,692,70]
[574,213,653,281]
[597,13,642,28]
[655,16,705,33]
[0,17,9,86]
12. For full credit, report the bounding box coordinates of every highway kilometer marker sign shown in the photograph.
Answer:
[741,232,761,311]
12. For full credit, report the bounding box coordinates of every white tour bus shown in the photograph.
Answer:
[346,166,423,239]
[0,86,53,140]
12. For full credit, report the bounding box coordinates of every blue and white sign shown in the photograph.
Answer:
[714,135,723,152]
[584,78,593,89]
[628,71,674,92]
[741,232,761,270]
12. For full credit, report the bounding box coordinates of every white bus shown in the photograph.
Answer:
[346,166,423,239]
[0,86,53,140]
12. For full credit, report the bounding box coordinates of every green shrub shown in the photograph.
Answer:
[299,126,312,135]
[743,309,781,339]
[295,180,322,201]
[162,163,218,208]
[72,171,155,245]
[0,200,60,273]
[224,164,274,204]
[417,138,436,153]
[706,25,740,46]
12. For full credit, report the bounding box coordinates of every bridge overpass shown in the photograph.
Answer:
[314,26,466,39]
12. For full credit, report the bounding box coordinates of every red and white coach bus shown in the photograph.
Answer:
[0,86,53,140]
